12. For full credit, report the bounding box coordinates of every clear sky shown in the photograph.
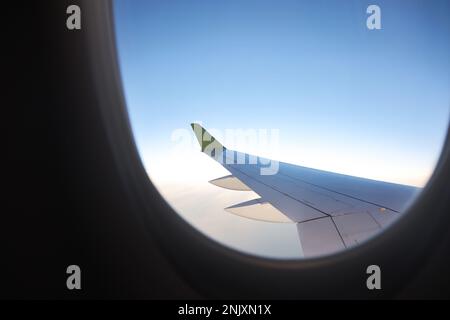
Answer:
[114,0,449,258]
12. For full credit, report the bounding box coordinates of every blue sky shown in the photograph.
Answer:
[114,0,449,258]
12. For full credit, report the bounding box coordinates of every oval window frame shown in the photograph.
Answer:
[82,0,450,298]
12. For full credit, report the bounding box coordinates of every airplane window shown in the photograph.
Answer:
[114,0,449,259]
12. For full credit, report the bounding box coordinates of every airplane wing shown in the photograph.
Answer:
[191,123,420,257]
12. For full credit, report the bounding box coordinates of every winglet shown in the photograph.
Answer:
[190,123,225,152]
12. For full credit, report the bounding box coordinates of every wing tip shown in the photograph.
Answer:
[190,122,224,152]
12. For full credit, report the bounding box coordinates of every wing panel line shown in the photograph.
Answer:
[227,163,331,218]
[277,171,400,213]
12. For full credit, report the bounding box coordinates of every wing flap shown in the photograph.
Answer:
[297,218,346,257]
[209,175,251,191]
[226,198,294,223]
[332,212,380,247]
